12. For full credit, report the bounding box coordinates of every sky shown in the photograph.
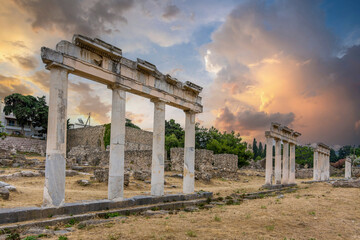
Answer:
[0,0,359,148]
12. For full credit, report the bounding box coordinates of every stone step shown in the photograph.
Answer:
[0,198,209,231]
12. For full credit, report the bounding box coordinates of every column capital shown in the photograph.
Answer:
[184,109,198,115]
[45,62,74,72]
[150,97,168,103]
[107,83,131,91]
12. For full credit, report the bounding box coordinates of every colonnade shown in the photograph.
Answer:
[312,143,330,181]
[265,123,301,186]
[41,35,203,207]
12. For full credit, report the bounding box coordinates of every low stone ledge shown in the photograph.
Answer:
[261,183,297,190]
[0,192,212,225]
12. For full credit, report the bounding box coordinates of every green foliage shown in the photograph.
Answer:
[105,212,120,219]
[5,231,20,240]
[295,146,314,167]
[23,236,38,240]
[0,121,7,138]
[165,134,181,158]
[58,236,68,240]
[330,148,338,162]
[255,156,262,161]
[3,93,48,134]
[103,119,141,149]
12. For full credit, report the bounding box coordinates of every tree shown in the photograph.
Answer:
[32,96,48,133]
[338,145,352,159]
[252,138,258,159]
[125,118,140,129]
[3,93,37,135]
[165,134,180,158]
[330,148,338,162]
[165,119,184,141]
[263,144,267,158]
[258,142,263,159]
[295,145,314,167]
[0,121,7,138]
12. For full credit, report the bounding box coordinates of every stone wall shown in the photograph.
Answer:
[213,154,238,172]
[170,148,214,172]
[67,125,153,152]
[170,148,238,178]
[0,136,46,156]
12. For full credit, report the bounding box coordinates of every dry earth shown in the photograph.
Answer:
[1,165,360,239]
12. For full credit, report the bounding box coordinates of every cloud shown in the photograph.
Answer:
[12,0,134,36]
[0,75,33,98]
[7,55,38,70]
[126,111,144,124]
[69,82,111,124]
[203,0,360,145]
[29,70,50,91]
[215,107,295,133]
[162,4,180,21]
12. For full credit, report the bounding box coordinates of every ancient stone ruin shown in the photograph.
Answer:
[312,143,330,181]
[41,34,203,207]
[264,122,301,187]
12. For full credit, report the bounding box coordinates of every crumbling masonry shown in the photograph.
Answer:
[41,34,203,207]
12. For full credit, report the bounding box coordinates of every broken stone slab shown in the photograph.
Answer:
[21,171,40,177]
[0,181,17,192]
[77,179,91,186]
[65,170,79,177]
[78,219,113,228]
[332,179,360,188]
[23,227,54,236]
[0,187,9,200]
[169,174,183,179]
[143,210,169,216]
[133,170,151,181]
[184,206,199,212]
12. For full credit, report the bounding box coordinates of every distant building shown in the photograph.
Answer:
[0,98,44,138]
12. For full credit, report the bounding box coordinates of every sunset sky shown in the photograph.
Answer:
[0,0,359,147]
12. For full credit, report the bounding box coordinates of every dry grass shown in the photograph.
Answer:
[1,164,360,239]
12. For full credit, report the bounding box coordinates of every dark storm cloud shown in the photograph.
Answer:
[8,55,38,70]
[162,4,180,21]
[12,0,134,36]
[215,107,295,132]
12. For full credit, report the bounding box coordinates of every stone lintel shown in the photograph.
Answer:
[45,62,74,72]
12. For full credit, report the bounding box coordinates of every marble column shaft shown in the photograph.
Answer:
[43,66,68,207]
[313,151,319,181]
[108,87,126,200]
[151,100,165,196]
[319,153,325,181]
[265,136,273,185]
[289,144,296,184]
[183,111,196,194]
[281,141,289,184]
[274,139,282,185]
[345,157,352,179]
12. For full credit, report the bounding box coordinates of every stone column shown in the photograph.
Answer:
[265,136,273,185]
[43,66,69,207]
[150,99,165,196]
[183,111,195,194]
[289,143,296,184]
[274,139,282,185]
[319,153,325,181]
[281,141,289,184]
[108,87,126,200]
[313,150,319,180]
[345,157,352,179]
[325,154,330,180]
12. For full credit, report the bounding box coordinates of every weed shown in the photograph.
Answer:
[186,230,197,237]
[58,236,68,240]
[261,205,267,209]
[214,215,221,222]
[206,197,212,204]
[309,211,316,216]
[295,195,301,199]
[105,222,115,228]
[5,232,20,240]
[151,206,159,211]
[108,233,122,240]
[105,212,120,219]
[23,237,38,240]
[265,225,275,231]
[225,199,234,205]
[245,214,251,219]
[217,197,224,201]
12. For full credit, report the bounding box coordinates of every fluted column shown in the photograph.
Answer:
[274,139,282,185]
[345,157,352,179]
[183,111,195,194]
[313,150,319,180]
[265,136,273,185]
[289,143,296,184]
[108,86,126,200]
[43,65,70,207]
[151,99,165,196]
[281,141,289,184]
[319,153,325,181]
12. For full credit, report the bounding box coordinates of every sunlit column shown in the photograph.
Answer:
[274,139,282,185]
[289,143,296,184]
[43,65,70,207]
[265,136,273,185]
[345,157,352,179]
[151,99,166,196]
[281,141,289,184]
[183,111,196,194]
[108,86,126,200]
[313,150,319,180]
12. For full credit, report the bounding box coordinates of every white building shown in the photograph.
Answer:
[0,98,43,138]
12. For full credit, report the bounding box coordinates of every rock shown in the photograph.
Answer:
[202,205,214,209]
[0,170,5,174]
[195,172,211,182]
[332,179,360,188]
[277,194,284,199]
[21,170,40,177]
[77,179,91,186]
[184,206,199,212]
[143,210,169,216]
[5,185,16,192]
[38,170,45,176]
[78,219,112,228]
[169,174,183,178]
[0,181,9,188]
[23,227,54,236]
[133,170,151,181]
[0,187,9,200]
[54,229,70,235]
[66,170,79,177]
